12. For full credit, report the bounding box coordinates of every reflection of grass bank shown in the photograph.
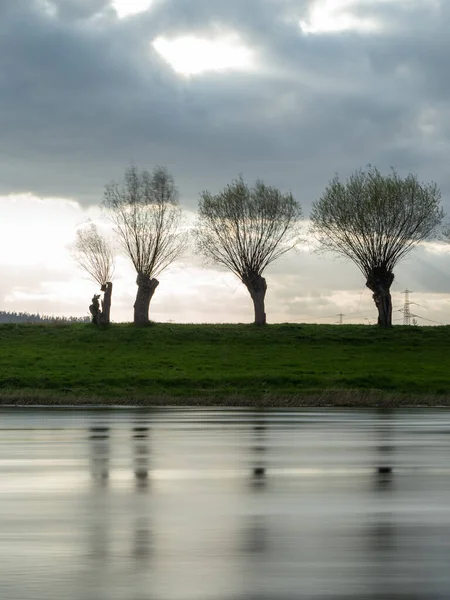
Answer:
[0,323,449,406]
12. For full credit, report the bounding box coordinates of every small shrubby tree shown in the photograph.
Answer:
[73,223,115,324]
[194,176,303,324]
[103,166,186,325]
[310,166,444,327]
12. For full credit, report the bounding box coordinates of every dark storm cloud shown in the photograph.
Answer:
[1,0,450,213]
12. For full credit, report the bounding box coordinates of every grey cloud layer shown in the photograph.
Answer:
[1,0,450,210]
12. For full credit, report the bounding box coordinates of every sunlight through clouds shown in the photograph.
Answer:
[300,0,381,34]
[112,0,154,18]
[0,194,93,268]
[152,34,255,76]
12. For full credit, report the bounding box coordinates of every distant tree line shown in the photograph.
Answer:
[0,311,90,324]
[71,164,444,328]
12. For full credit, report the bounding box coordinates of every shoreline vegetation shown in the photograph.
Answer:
[3,391,450,409]
[0,323,449,408]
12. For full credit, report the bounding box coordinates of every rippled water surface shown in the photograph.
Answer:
[1,407,450,599]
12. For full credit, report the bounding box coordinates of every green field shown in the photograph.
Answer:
[0,323,449,406]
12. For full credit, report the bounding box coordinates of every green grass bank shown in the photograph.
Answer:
[0,322,449,407]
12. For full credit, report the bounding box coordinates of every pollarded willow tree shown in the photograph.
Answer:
[102,165,186,325]
[73,223,115,325]
[194,176,303,325]
[310,166,444,327]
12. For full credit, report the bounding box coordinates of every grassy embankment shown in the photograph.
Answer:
[0,322,449,406]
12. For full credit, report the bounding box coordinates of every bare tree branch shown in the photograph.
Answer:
[310,166,444,326]
[102,165,187,324]
[194,176,303,278]
[102,165,187,280]
[193,176,303,324]
[310,166,443,277]
[73,223,115,286]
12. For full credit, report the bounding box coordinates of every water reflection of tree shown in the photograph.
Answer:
[132,423,152,560]
[239,411,269,599]
[251,412,267,488]
[86,422,154,563]
[365,409,399,597]
[374,408,394,491]
[89,425,110,483]
[86,424,112,574]
[132,425,150,487]
[242,515,267,555]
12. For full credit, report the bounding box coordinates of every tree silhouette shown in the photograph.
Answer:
[310,166,443,326]
[194,176,302,324]
[73,223,115,324]
[103,166,186,325]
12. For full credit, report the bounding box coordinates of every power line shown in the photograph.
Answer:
[410,312,444,326]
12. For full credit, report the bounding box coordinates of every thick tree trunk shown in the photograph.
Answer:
[89,294,101,325]
[100,282,113,325]
[134,273,159,325]
[366,268,394,327]
[242,273,267,325]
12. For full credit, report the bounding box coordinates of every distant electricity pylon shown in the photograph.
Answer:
[336,313,345,324]
[401,289,413,325]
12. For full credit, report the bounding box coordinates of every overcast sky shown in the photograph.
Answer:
[1,0,449,324]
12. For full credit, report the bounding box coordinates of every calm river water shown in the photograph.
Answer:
[1,407,450,599]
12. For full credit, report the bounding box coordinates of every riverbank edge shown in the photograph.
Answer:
[1,390,450,408]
